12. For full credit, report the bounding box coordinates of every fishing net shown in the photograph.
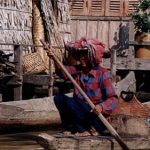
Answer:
[113,94,150,118]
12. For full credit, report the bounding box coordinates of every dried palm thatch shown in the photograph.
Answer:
[32,0,49,72]
[32,0,64,74]
[39,0,64,59]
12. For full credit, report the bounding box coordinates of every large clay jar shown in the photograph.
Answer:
[135,32,150,58]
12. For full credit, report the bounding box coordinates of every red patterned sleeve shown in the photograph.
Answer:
[99,71,118,114]
[61,66,78,79]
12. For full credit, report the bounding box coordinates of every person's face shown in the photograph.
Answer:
[79,52,89,68]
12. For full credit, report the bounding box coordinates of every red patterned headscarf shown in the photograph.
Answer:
[65,37,105,65]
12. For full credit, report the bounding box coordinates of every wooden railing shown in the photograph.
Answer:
[0,43,64,101]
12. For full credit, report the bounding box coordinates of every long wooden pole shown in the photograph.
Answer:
[40,40,130,150]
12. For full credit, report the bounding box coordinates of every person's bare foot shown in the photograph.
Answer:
[63,131,72,136]
[89,128,99,136]
[74,131,91,137]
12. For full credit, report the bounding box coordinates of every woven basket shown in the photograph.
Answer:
[22,52,46,74]
[135,32,150,58]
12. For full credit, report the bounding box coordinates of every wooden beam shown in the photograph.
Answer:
[0,94,2,102]
[23,75,50,85]
[14,45,23,101]
[129,41,150,46]
[71,16,131,21]
[103,58,150,71]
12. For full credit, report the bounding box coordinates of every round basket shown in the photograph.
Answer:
[135,32,150,58]
[136,47,150,58]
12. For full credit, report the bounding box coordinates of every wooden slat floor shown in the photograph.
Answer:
[0,129,150,150]
[0,134,44,150]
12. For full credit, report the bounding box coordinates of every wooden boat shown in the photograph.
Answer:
[0,94,62,129]
[0,72,149,137]
[0,98,149,136]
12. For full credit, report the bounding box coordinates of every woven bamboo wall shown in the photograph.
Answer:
[57,0,71,43]
[0,0,33,50]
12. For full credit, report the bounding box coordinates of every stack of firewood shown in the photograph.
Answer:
[0,51,16,79]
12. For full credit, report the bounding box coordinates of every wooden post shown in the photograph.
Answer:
[110,48,116,82]
[0,94,2,102]
[14,45,23,101]
[48,59,54,96]
[128,20,135,70]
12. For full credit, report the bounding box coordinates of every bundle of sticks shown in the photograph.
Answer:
[0,50,16,79]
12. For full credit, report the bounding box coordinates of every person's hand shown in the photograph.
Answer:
[43,44,55,58]
[92,104,103,115]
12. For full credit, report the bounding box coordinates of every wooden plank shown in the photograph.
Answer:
[70,20,77,41]
[76,20,87,39]
[129,41,150,46]
[23,75,50,85]
[38,136,150,150]
[97,21,109,50]
[128,20,135,69]
[0,94,2,102]
[108,21,121,49]
[103,57,150,70]
[129,20,135,42]
[14,45,23,101]
[71,16,131,21]
[70,19,129,53]
[86,21,98,39]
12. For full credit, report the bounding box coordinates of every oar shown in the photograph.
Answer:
[40,40,130,150]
